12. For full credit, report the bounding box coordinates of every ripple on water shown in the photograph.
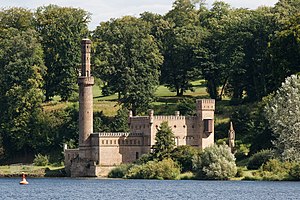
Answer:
[0,178,299,200]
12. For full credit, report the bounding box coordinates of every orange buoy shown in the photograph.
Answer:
[19,172,29,185]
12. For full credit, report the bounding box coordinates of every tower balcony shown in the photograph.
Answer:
[78,76,94,86]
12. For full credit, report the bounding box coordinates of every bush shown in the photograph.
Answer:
[108,164,132,178]
[33,154,49,166]
[247,149,274,170]
[193,144,237,180]
[133,153,153,165]
[171,145,201,172]
[126,158,180,180]
[289,163,300,180]
[256,159,293,180]
[235,167,244,178]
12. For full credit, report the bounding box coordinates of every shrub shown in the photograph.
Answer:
[108,164,132,178]
[171,145,201,172]
[247,149,274,170]
[126,158,180,180]
[289,163,300,180]
[33,154,49,166]
[133,153,153,165]
[235,167,244,178]
[256,159,293,180]
[193,144,237,180]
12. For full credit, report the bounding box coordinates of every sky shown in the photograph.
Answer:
[1,0,279,30]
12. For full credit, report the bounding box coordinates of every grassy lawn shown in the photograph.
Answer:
[42,79,210,116]
[0,165,65,177]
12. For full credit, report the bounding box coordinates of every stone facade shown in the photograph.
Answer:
[64,39,215,177]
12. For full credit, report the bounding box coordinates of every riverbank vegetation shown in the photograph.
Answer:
[0,0,300,181]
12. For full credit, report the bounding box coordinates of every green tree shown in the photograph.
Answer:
[265,74,300,162]
[0,7,34,31]
[35,5,90,101]
[92,16,163,115]
[0,27,45,158]
[193,144,237,180]
[171,145,201,172]
[161,0,205,96]
[269,0,300,92]
[152,121,175,160]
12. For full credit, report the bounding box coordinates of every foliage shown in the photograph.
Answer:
[247,149,274,170]
[234,140,251,161]
[0,7,34,31]
[265,75,300,162]
[151,122,176,160]
[193,144,237,180]
[35,5,90,101]
[161,0,205,96]
[289,163,300,180]
[125,158,180,180]
[93,108,129,133]
[92,16,163,115]
[171,145,201,172]
[0,14,45,159]
[133,153,153,165]
[108,164,132,178]
[176,98,196,115]
[252,159,294,181]
[33,154,49,166]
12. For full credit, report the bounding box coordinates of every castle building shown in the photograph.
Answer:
[64,39,215,177]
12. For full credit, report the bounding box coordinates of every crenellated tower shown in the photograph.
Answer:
[78,38,94,160]
[196,99,215,149]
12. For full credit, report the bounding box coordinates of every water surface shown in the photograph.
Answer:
[0,178,299,200]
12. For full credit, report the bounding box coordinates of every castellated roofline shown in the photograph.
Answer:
[91,132,144,137]
[197,99,215,111]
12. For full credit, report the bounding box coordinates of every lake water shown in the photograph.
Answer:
[0,178,299,200]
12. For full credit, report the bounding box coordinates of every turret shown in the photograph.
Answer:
[196,99,215,149]
[149,109,154,124]
[228,121,235,152]
[78,39,94,160]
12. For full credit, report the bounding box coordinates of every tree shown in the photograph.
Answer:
[171,145,201,172]
[0,27,45,158]
[35,5,90,101]
[193,144,237,180]
[161,0,205,96]
[92,16,163,115]
[269,0,300,93]
[265,74,300,162]
[152,121,176,160]
[0,7,34,31]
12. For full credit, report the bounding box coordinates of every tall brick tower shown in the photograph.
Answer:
[78,38,94,160]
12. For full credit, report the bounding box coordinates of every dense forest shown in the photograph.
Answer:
[0,0,299,165]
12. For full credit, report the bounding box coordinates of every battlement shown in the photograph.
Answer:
[153,116,196,120]
[92,132,144,137]
[196,99,215,111]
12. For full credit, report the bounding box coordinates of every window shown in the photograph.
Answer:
[136,152,139,160]
[204,119,213,133]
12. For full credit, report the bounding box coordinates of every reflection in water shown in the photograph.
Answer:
[1,178,300,200]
